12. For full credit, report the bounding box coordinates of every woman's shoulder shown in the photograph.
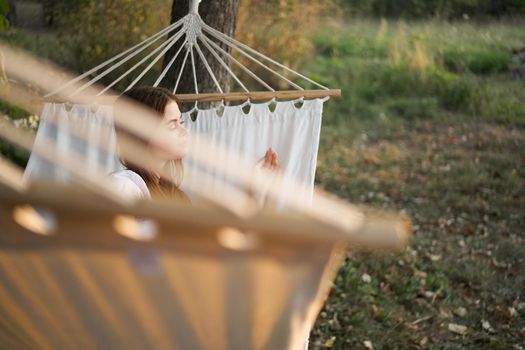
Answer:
[110,169,150,199]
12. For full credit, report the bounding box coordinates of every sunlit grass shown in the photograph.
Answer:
[305,19,525,129]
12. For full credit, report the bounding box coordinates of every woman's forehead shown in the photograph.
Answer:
[164,100,181,119]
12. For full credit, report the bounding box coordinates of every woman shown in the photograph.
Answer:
[111,86,189,201]
[111,86,279,201]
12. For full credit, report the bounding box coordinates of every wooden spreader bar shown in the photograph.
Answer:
[176,89,342,103]
[42,89,341,105]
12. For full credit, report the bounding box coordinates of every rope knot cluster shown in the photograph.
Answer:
[183,14,203,47]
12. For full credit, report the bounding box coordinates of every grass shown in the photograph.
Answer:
[311,117,524,349]
[306,19,525,127]
[306,19,525,349]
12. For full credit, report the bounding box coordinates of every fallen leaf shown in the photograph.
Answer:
[454,307,467,318]
[380,282,391,293]
[448,323,468,335]
[324,336,336,348]
[405,322,419,332]
[495,305,513,320]
[414,270,427,281]
[363,153,380,165]
[491,258,507,269]
[329,313,341,331]
[429,254,442,261]
[362,273,372,284]
[385,144,401,158]
[363,340,374,350]
[462,226,475,235]
[440,307,453,319]
[424,291,435,299]
[481,320,491,331]
[419,337,428,346]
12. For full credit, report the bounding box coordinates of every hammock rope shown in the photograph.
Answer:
[98,30,186,96]
[190,46,199,95]
[197,35,251,93]
[193,41,223,94]
[153,38,188,88]
[202,26,305,91]
[44,18,186,98]
[174,47,191,94]
[200,34,275,91]
[45,0,338,102]
[201,23,329,90]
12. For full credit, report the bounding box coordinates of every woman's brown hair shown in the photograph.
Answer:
[114,86,188,201]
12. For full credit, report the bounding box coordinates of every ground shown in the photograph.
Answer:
[310,116,525,349]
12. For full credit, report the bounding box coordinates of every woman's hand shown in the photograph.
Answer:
[250,148,280,207]
[256,147,280,172]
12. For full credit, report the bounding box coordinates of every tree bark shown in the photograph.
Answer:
[162,0,241,108]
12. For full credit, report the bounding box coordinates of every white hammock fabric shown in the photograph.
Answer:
[0,184,341,350]
[25,99,324,204]
[24,103,121,182]
[183,100,324,202]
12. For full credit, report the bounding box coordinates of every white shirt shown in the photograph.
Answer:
[110,169,150,199]
[110,170,155,241]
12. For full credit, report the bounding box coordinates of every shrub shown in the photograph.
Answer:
[0,0,9,29]
[0,100,30,120]
[0,100,34,167]
[443,48,512,75]
[0,0,172,92]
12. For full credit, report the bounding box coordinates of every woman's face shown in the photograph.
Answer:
[150,100,189,160]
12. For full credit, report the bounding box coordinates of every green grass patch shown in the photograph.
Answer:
[443,48,512,75]
[304,19,525,127]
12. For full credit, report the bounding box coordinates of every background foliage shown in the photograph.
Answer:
[338,0,525,19]
[0,0,10,29]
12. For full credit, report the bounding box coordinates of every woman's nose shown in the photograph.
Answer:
[178,124,188,136]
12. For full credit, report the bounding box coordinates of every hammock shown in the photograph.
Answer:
[0,1,410,348]
[25,99,325,203]
[0,181,348,350]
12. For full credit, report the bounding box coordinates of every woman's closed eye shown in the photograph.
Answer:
[168,119,183,129]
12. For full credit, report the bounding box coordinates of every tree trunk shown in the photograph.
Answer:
[162,0,241,108]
